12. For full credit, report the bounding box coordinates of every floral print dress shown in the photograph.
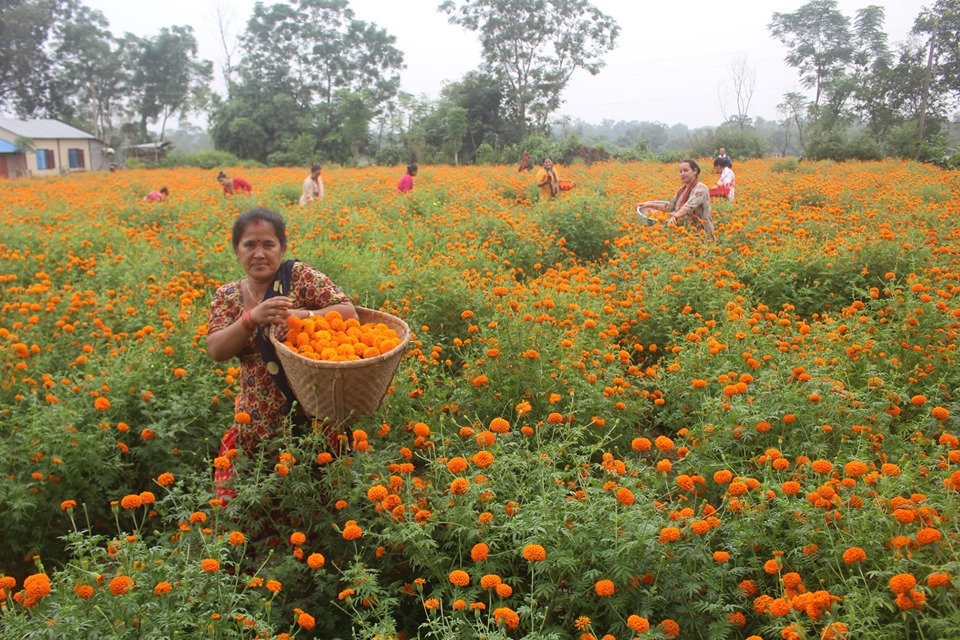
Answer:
[208,261,352,498]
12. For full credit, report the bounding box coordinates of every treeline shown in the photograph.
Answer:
[1,0,958,167]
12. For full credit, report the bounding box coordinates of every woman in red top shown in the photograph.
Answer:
[218,171,253,195]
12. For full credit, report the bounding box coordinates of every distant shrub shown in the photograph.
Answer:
[160,150,256,170]
[771,157,799,173]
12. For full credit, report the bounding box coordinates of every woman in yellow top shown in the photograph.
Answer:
[535,157,560,200]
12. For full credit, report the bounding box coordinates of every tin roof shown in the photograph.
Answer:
[0,117,97,140]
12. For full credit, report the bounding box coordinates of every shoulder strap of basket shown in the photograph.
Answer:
[255,259,308,426]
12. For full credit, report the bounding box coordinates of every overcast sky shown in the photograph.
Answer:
[84,0,930,129]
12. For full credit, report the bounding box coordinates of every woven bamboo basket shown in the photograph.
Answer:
[269,307,410,425]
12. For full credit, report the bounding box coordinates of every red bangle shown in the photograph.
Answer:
[240,310,256,331]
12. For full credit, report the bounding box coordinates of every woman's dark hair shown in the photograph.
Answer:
[232,208,287,250]
[159,186,169,195]
[681,159,701,176]
[407,163,418,174]
[216,171,227,181]
[713,157,731,169]
[310,163,321,173]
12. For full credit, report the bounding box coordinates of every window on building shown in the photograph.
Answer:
[68,148,85,169]
[35,149,55,170]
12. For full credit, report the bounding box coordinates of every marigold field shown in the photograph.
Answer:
[1,159,959,640]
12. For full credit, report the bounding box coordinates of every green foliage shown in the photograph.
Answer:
[160,150,248,169]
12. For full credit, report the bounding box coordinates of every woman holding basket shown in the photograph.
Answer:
[206,207,357,499]
[637,159,715,241]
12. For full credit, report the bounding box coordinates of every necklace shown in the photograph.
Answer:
[242,279,266,307]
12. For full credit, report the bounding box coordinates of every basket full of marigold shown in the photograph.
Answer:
[270,307,410,424]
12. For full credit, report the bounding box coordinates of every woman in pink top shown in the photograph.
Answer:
[397,163,418,193]
[218,171,253,195]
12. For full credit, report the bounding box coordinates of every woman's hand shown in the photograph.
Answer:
[250,296,294,328]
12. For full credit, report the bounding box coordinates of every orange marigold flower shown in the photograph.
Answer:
[927,572,952,588]
[659,619,680,638]
[109,575,133,596]
[74,583,94,598]
[289,531,307,546]
[471,451,494,468]
[157,472,175,486]
[659,526,681,543]
[594,579,615,597]
[266,579,282,593]
[615,487,635,506]
[342,523,363,541]
[842,547,866,564]
[493,606,520,630]
[297,612,315,630]
[627,615,650,633]
[94,397,111,411]
[61,500,77,510]
[811,459,834,474]
[782,480,802,495]
[228,531,246,546]
[547,412,564,424]
[522,544,547,562]
[931,406,949,421]
[120,494,142,510]
[916,527,942,545]
[154,581,172,596]
[450,477,470,495]
[574,615,591,631]
[200,558,220,572]
[713,469,733,484]
[889,573,917,594]
[844,461,868,477]
[489,417,510,433]
[307,553,325,569]
[713,551,730,562]
[449,570,470,587]
[447,456,469,473]
[471,542,490,562]
[480,574,501,590]
[495,582,513,598]
[23,573,51,600]
[910,395,927,406]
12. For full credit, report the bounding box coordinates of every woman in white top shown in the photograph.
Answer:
[299,163,325,205]
[709,157,735,202]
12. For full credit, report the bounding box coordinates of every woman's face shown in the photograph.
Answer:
[543,158,554,170]
[234,220,285,283]
[678,162,698,184]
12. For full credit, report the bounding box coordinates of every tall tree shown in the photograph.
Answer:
[52,5,127,141]
[914,0,960,103]
[769,0,852,119]
[439,0,619,137]
[718,55,756,132]
[213,0,404,162]
[0,0,77,116]
[444,105,468,165]
[124,26,212,141]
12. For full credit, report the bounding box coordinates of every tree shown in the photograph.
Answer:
[214,0,404,163]
[440,71,503,161]
[439,0,619,137]
[0,0,84,117]
[915,0,960,102]
[769,0,852,119]
[718,55,756,132]
[124,26,212,141]
[777,92,809,151]
[52,4,127,141]
[444,105,468,165]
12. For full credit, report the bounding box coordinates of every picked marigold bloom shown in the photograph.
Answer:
[154,581,172,595]
[594,579,615,597]
[120,494,142,510]
[449,570,470,587]
[109,575,133,595]
[522,544,546,562]
[307,553,325,569]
